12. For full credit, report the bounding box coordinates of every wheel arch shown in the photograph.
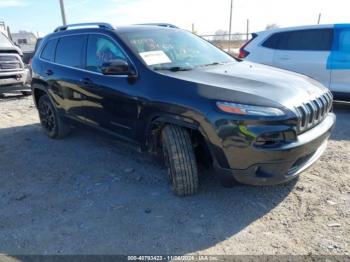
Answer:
[31,82,48,107]
[151,114,200,130]
[145,113,214,166]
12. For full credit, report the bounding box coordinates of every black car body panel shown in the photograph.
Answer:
[31,25,336,186]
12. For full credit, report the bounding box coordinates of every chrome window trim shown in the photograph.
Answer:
[39,32,138,78]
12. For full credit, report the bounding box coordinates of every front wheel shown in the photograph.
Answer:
[162,125,199,196]
[38,94,70,139]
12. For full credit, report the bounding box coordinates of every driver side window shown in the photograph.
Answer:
[86,35,127,73]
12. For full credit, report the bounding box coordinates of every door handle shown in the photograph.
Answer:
[278,57,291,61]
[45,69,53,76]
[80,77,94,86]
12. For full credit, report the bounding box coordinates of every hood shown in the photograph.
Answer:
[0,45,23,56]
[158,61,329,110]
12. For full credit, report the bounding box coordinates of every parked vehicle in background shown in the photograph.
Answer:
[0,31,31,95]
[33,37,43,54]
[28,37,43,66]
[240,24,350,101]
[31,23,335,196]
[11,30,38,64]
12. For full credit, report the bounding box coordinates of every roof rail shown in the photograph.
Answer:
[137,23,179,29]
[54,22,114,32]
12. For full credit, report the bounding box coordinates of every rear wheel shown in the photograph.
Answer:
[162,125,199,196]
[38,94,70,139]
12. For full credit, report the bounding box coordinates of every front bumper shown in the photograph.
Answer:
[0,69,31,93]
[212,113,336,185]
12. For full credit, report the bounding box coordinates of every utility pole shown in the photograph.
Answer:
[317,13,321,24]
[246,19,249,41]
[59,0,67,26]
[228,0,233,53]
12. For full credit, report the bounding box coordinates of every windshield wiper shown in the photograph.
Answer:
[204,62,221,66]
[153,66,193,72]
[200,62,226,67]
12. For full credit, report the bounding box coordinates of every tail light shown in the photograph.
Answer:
[238,33,257,59]
[238,49,250,59]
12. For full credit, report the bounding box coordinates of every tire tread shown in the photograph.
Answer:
[162,125,199,196]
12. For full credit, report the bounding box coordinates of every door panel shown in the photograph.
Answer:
[329,27,350,94]
[78,74,141,140]
[274,50,331,87]
[79,34,141,141]
[271,28,333,87]
[49,64,89,121]
[41,35,89,121]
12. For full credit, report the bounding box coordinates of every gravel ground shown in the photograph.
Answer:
[0,94,349,256]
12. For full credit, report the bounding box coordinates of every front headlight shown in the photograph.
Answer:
[216,101,285,116]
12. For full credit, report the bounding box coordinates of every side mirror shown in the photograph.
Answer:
[101,59,132,76]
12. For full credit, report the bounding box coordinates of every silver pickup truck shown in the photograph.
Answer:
[0,32,30,95]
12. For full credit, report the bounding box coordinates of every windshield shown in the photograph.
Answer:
[0,33,14,48]
[119,28,235,70]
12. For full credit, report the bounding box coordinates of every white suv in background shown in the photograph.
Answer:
[239,24,350,101]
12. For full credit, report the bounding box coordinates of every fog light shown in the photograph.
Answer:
[255,132,285,147]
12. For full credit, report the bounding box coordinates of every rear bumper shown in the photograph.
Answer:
[213,113,336,185]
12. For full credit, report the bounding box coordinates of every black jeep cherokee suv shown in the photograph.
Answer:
[31,23,336,196]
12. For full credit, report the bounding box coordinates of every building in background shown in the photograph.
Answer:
[11,30,37,53]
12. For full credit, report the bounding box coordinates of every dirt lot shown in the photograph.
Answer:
[0,94,349,256]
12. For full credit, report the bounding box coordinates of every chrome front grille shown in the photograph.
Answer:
[296,92,333,133]
[0,55,22,71]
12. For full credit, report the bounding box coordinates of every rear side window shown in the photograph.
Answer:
[34,38,43,54]
[262,33,281,49]
[263,29,333,51]
[55,35,86,68]
[41,39,58,61]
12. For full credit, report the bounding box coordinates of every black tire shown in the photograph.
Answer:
[38,94,70,139]
[162,125,199,196]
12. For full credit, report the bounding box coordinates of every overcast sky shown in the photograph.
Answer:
[0,0,349,36]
